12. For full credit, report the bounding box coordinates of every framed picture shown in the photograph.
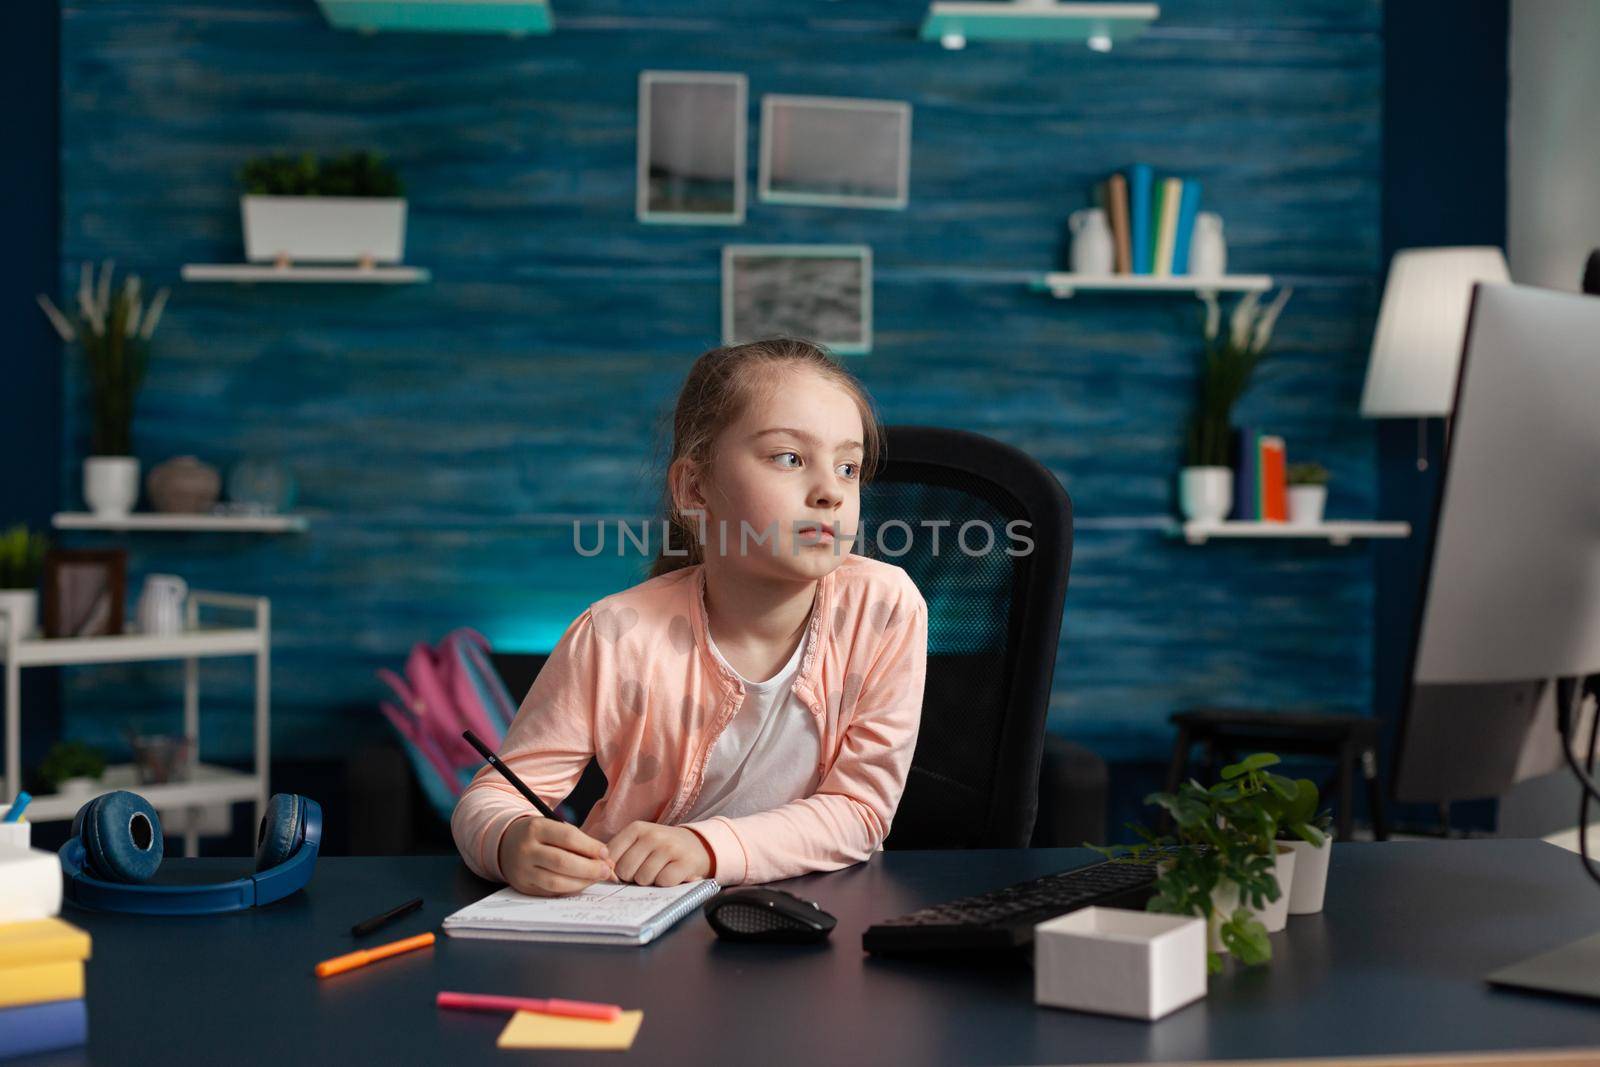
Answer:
[722,245,873,355]
[637,71,747,225]
[759,95,911,209]
[43,549,126,638]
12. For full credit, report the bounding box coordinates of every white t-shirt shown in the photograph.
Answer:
[678,616,824,823]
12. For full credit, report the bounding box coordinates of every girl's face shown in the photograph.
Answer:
[679,367,866,582]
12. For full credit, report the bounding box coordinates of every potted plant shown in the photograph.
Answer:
[1286,462,1330,526]
[37,262,171,518]
[0,526,50,640]
[39,740,108,799]
[1096,752,1305,974]
[239,151,407,266]
[1272,777,1335,914]
[1180,289,1294,522]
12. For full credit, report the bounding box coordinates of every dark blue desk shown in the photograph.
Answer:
[42,842,1600,1064]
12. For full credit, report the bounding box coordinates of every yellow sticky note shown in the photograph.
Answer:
[496,1009,644,1051]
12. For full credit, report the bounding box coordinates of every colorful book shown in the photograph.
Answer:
[1128,164,1154,275]
[1172,179,1202,274]
[0,960,82,1009]
[1230,426,1258,521]
[1106,172,1131,274]
[0,999,87,1059]
[1148,178,1167,275]
[1154,176,1183,276]
[1258,435,1288,521]
[0,919,91,970]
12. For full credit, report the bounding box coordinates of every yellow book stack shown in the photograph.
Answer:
[0,918,91,1060]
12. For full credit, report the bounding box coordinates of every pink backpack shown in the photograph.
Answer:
[377,628,520,820]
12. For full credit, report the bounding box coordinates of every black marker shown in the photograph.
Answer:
[351,896,423,938]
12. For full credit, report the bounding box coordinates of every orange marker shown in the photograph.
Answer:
[315,931,435,978]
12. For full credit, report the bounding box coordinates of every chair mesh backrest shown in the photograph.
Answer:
[862,427,1074,849]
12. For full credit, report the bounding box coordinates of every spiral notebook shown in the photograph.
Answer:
[442,879,721,946]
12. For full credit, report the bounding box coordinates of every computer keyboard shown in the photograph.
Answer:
[862,855,1167,956]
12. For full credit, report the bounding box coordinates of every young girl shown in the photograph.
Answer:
[452,338,928,894]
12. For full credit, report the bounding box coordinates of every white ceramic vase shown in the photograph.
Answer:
[1179,467,1234,523]
[58,776,101,799]
[1207,844,1298,952]
[1285,830,1334,914]
[1068,208,1115,275]
[84,456,141,518]
[0,590,38,641]
[1288,485,1328,526]
[1189,212,1227,277]
[241,195,408,264]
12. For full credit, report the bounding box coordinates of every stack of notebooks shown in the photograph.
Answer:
[1095,164,1203,276]
[0,846,90,1061]
[1231,428,1288,522]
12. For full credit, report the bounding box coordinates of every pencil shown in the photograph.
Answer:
[462,730,620,883]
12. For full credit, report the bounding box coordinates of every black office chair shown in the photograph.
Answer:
[865,426,1075,849]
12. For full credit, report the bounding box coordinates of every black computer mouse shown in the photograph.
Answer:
[703,887,837,944]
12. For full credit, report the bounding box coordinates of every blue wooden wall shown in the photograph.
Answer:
[55,0,1382,766]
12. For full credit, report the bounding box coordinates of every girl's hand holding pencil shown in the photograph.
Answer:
[498,814,620,897]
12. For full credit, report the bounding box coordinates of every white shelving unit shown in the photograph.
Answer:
[53,512,308,534]
[181,264,430,284]
[1,592,271,857]
[1181,520,1412,546]
[1035,273,1275,299]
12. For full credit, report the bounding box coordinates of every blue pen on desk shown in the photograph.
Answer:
[2,793,29,822]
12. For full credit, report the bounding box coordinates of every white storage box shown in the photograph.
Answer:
[241,195,407,264]
[1034,906,1207,1021]
[0,843,62,922]
[0,806,28,850]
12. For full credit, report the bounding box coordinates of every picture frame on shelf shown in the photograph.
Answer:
[722,245,873,355]
[637,71,747,225]
[43,548,127,638]
[758,95,911,210]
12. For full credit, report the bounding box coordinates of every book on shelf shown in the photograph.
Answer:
[1127,163,1154,275]
[1154,176,1183,276]
[1106,172,1131,274]
[1230,425,1259,522]
[1257,435,1288,522]
[1172,179,1202,274]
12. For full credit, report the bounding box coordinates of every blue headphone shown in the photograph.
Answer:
[58,790,321,915]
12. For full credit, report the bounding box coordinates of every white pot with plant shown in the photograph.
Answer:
[1275,778,1335,914]
[0,526,50,641]
[40,740,108,798]
[38,262,171,518]
[1287,463,1330,526]
[240,151,407,266]
[1180,289,1294,523]
[1095,751,1303,974]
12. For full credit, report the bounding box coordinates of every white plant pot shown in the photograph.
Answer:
[1179,466,1233,523]
[241,195,407,264]
[1288,485,1328,526]
[1259,845,1296,933]
[0,590,38,641]
[84,456,141,517]
[58,776,101,799]
[1207,844,1298,951]
[1035,907,1207,1021]
[1285,830,1334,914]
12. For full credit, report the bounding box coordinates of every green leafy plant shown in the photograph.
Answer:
[39,740,107,791]
[1094,751,1303,974]
[1184,289,1295,468]
[36,261,171,457]
[0,526,50,591]
[1269,775,1334,845]
[1286,462,1330,487]
[239,151,404,197]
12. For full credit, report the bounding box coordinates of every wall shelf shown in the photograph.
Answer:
[1033,273,1274,299]
[181,264,431,284]
[315,0,552,36]
[1181,520,1412,547]
[53,512,309,533]
[922,2,1159,51]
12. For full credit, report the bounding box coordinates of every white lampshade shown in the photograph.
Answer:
[1360,247,1511,418]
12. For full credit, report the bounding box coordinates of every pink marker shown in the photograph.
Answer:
[435,991,622,1022]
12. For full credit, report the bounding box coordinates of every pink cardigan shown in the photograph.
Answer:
[451,554,929,886]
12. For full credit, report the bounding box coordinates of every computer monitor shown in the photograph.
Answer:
[1392,283,1600,813]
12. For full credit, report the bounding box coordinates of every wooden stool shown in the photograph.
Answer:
[1165,708,1389,841]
